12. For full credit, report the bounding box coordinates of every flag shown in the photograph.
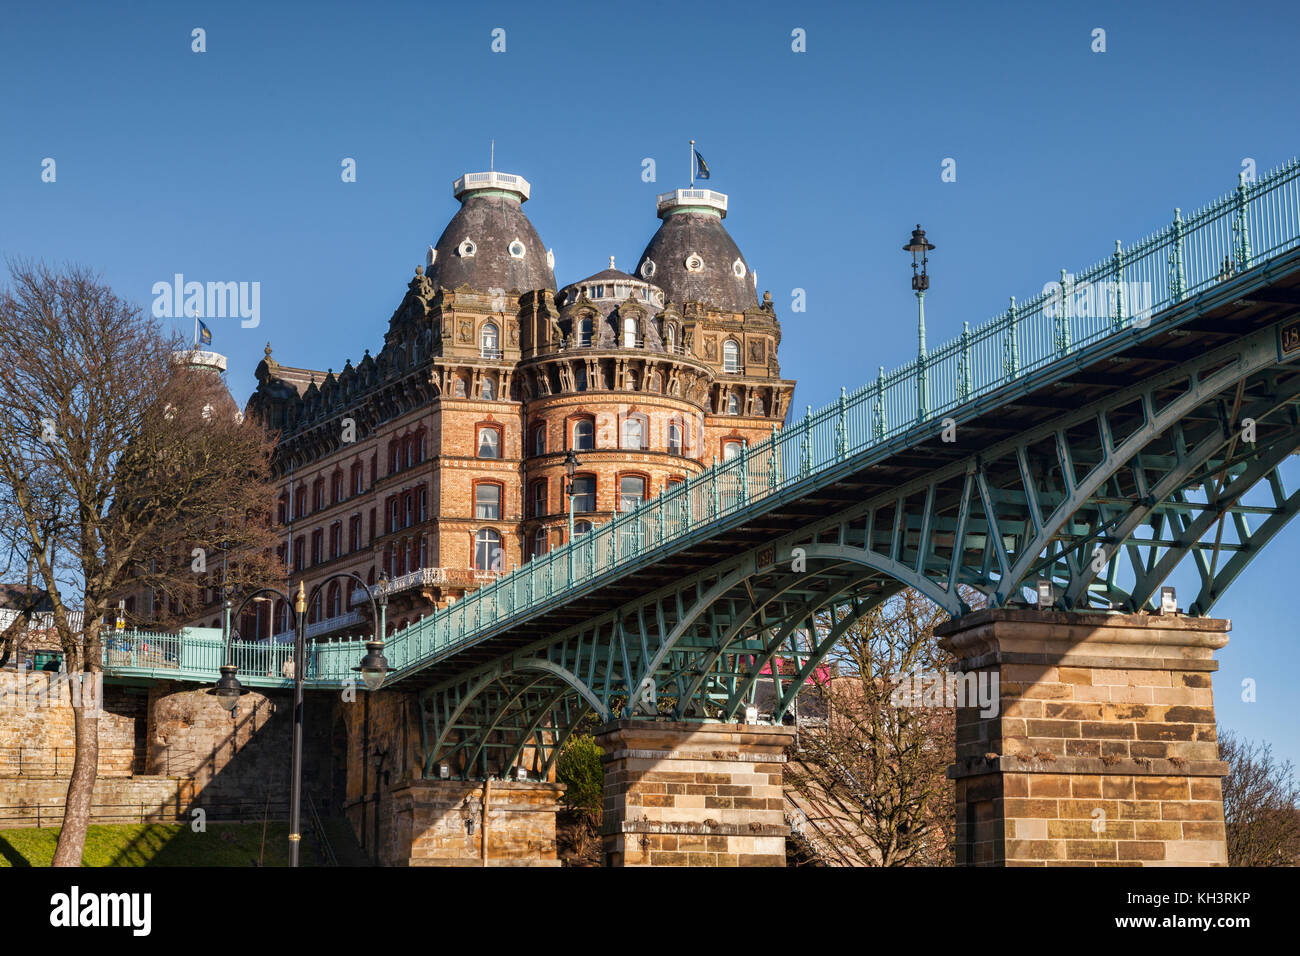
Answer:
[198,319,212,346]
[693,148,710,181]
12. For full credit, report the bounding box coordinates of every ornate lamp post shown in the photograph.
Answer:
[214,572,388,867]
[903,225,936,423]
[564,449,581,578]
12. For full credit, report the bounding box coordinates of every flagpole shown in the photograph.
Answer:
[689,139,695,188]
[193,312,198,349]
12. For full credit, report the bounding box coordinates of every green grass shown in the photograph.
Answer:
[0,821,332,867]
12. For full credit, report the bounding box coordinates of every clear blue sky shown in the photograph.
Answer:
[2,0,1298,765]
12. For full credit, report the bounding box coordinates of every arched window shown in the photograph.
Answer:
[532,528,548,558]
[573,419,595,451]
[664,324,676,353]
[480,322,500,358]
[574,520,593,536]
[475,528,503,571]
[623,316,637,348]
[723,340,740,373]
[477,425,501,458]
[577,317,593,347]
[481,376,496,400]
[455,377,468,397]
[574,364,587,391]
[475,483,501,520]
[668,421,683,456]
[326,582,341,618]
[727,392,740,415]
[533,425,546,457]
[723,439,745,460]
[622,416,644,450]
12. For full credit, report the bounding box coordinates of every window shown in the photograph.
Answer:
[326,583,341,618]
[331,471,343,504]
[404,491,414,528]
[351,463,363,496]
[723,440,745,460]
[329,522,342,559]
[349,515,362,551]
[508,239,526,259]
[664,324,676,353]
[572,419,595,451]
[619,475,647,511]
[475,529,503,571]
[531,480,547,518]
[417,485,427,522]
[311,529,323,565]
[532,528,548,558]
[532,424,546,457]
[312,477,325,511]
[622,416,644,450]
[623,316,637,348]
[668,421,683,455]
[482,376,496,400]
[577,317,592,347]
[574,364,587,391]
[573,520,593,536]
[723,340,740,373]
[475,483,501,520]
[455,377,467,398]
[387,495,399,533]
[571,476,595,512]
[294,486,307,519]
[727,392,740,415]
[477,426,501,458]
[277,494,288,525]
[478,325,496,361]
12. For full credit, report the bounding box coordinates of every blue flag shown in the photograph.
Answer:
[198,320,212,346]
[694,149,710,181]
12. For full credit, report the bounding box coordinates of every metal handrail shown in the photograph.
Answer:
[100,159,1300,688]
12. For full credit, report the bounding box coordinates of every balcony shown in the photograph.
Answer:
[271,607,364,641]
[480,347,503,360]
[454,171,530,201]
[656,188,728,217]
[350,566,504,604]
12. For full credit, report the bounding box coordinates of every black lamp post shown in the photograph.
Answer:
[902,225,936,422]
[215,572,388,867]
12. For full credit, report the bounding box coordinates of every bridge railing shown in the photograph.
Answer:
[99,159,1300,686]
[373,158,1300,680]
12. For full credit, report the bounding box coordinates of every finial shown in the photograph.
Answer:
[609,255,616,270]
[264,342,272,359]
[415,265,423,275]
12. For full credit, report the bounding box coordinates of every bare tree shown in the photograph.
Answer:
[1219,728,1300,866]
[786,588,974,866]
[0,261,281,865]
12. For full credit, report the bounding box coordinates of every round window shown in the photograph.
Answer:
[732,258,747,278]
[640,259,656,278]
[508,239,527,259]
[458,239,477,257]
[685,254,703,273]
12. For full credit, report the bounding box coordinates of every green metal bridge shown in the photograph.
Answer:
[105,159,1300,780]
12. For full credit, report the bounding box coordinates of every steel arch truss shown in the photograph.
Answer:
[417,323,1300,779]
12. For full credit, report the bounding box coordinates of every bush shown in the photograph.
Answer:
[556,734,603,814]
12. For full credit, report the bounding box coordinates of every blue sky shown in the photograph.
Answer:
[2,0,1298,765]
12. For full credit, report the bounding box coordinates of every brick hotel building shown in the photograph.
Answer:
[174,169,795,640]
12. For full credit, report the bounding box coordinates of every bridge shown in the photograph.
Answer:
[101,158,1300,866]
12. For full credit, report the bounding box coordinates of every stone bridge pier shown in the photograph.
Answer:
[937,609,1230,867]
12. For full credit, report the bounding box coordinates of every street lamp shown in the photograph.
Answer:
[564,449,581,544]
[209,594,249,712]
[215,573,386,868]
[903,225,936,423]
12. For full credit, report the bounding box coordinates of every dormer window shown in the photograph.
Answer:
[480,321,500,359]
[723,340,740,373]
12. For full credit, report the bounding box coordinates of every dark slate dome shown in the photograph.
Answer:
[425,171,556,294]
[635,188,757,313]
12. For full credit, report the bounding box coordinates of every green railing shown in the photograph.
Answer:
[103,158,1300,688]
